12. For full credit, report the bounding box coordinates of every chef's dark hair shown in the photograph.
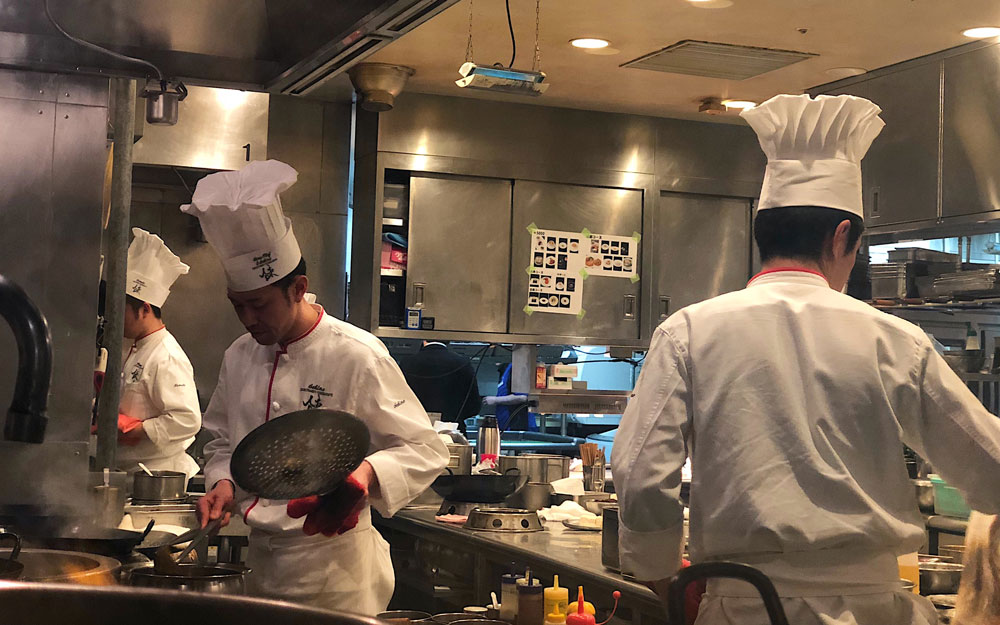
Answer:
[125,294,162,319]
[273,257,307,296]
[754,206,864,263]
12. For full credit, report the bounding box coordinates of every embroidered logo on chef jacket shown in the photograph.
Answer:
[252,251,277,282]
[301,384,332,409]
[131,278,145,294]
[129,362,144,383]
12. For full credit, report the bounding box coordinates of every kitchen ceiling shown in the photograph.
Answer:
[328,0,1000,122]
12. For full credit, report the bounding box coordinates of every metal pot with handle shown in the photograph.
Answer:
[497,454,570,483]
[129,563,249,595]
[132,470,188,501]
[0,531,24,580]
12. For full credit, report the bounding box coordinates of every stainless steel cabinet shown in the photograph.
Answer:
[859,62,940,226]
[653,193,751,320]
[942,45,1000,217]
[406,173,512,332]
[509,181,643,341]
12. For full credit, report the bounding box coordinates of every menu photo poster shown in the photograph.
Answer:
[525,224,587,317]
[580,230,640,281]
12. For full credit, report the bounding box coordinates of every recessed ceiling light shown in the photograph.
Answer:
[825,67,868,79]
[571,38,611,49]
[686,0,734,8]
[963,27,1000,38]
[722,99,757,110]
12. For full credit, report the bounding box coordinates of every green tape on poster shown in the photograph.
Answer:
[523,305,534,316]
[630,274,640,283]
[577,309,587,320]
[632,230,642,242]
[579,268,589,280]
[527,222,538,234]
[581,228,592,238]
[526,265,534,275]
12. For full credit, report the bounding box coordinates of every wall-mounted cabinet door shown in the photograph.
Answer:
[509,181,642,341]
[406,173,512,332]
[860,62,940,226]
[942,45,1000,217]
[653,192,751,323]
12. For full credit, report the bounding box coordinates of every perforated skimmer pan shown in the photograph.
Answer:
[230,409,371,500]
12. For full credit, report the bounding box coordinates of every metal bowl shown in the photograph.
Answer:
[582,498,617,515]
[919,562,964,595]
[129,563,248,595]
[432,614,486,624]
[939,545,966,563]
[942,350,986,373]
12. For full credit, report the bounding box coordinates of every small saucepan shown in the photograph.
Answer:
[132,470,188,501]
[0,531,24,580]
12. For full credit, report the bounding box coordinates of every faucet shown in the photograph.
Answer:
[0,274,52,443]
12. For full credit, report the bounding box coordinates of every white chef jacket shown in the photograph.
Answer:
[613,269,1000,625]
[117,327,202,479]
[202,306,448,614]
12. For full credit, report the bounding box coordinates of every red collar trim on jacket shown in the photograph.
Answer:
[748,267,829,287]
[278,306,325,352]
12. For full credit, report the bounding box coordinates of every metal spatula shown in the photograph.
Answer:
[230,409,370,500]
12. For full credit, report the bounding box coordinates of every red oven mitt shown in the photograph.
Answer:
[681,559,707,625]
[286,475,368,537]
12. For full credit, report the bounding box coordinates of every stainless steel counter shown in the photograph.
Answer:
[375,508,666,625]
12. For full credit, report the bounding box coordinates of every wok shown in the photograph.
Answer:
[430,469,523,503]
[20,518,167,558]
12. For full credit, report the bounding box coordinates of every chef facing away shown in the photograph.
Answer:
[189,160,448,614]
[107,228,201,481]
[613,94,1000,625]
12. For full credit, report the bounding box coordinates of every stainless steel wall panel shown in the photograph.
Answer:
[653,193,751,320]
[655,120,764,198]
[859,61,941,226]
[320,102,354,217]
[0,68,58,102]
[508,181,642,341]
[132,86,269,171]
[942,45,1000,218]
[406,174,512,333]
[377,94,656,175]
[290,211,349,320]
[47,102,107,441]
[348,153,379,330]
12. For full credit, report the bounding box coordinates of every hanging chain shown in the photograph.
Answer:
[533,0,541,71]
[465,0,475,63]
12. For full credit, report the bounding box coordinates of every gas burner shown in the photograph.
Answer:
[436,500,483,516]
[464,508,543,533]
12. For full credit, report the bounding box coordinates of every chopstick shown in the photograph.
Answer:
[579,443,599,466]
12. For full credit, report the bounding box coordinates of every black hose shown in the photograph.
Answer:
[506,0,516,68]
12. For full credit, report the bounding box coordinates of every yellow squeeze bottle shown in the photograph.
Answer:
[544,575,569,617]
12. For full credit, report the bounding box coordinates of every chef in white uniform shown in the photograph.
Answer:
[115,228,201,480]
[613,94,1000,625]
[186,160,448,615]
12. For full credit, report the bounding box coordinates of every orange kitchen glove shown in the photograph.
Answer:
[287,475,368,537]
[117,413,143,434]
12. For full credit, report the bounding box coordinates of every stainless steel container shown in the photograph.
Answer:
[913,479,935,514]
[918,562,963,594]
[475,416,501,462]
[129,564,249,595]
[132,470,188,501]
[497,454,570,483]
[601,505,621,572]
[446,444,473,475]
[506,482,554,511]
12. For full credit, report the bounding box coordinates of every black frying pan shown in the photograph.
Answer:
[430,468,524,503]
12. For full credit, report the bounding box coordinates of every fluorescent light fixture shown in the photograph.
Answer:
[722,99,757,110]
[571,38,611,49]
[825,67,868,79]
[963,27,1000,38]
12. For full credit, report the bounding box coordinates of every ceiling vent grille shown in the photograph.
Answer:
[621,40,816,80]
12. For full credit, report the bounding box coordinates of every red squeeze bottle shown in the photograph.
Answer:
[566,587,595,625]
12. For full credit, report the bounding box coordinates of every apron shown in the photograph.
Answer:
[245,507,394,616]
[695,549,939,625]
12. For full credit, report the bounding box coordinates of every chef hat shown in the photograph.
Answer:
[180,160,301,292]
[126,228,189,308]
[740,94,885,218]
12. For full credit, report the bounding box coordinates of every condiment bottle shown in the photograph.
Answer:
[544,575,569,617]
[517,577,544,625]
[566,587,595,625]
[500,573,523,622]
[544,604,566,625]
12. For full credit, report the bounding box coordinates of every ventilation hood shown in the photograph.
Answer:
[622,40,816,80]
[0,0,458,96]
